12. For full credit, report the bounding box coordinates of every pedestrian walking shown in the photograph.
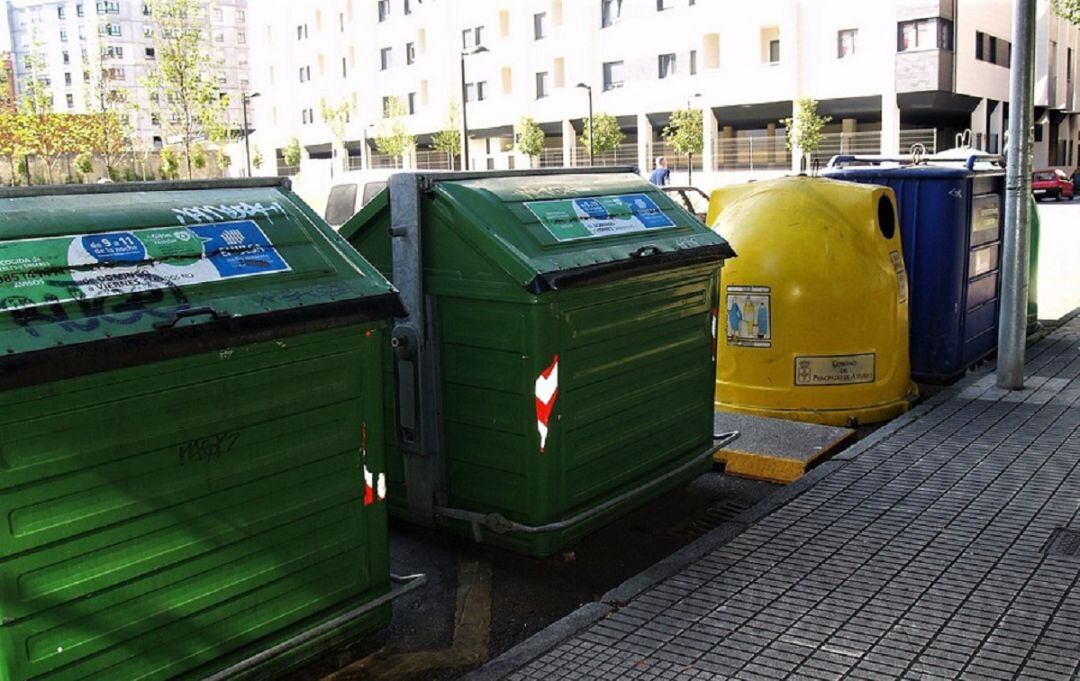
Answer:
[649,156,671,186]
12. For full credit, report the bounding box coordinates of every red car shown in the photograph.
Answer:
[1032,168,1074,201]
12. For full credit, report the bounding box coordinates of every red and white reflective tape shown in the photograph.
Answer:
[534,355,559,453]
[359,422,387,506]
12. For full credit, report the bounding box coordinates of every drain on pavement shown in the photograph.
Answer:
[1041,527,1080,557]
[668,498,753,542]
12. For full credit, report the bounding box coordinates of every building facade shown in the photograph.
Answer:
[250,0,1080,183]
[6,0,250,146]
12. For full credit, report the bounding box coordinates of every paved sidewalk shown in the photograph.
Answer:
[474,315,1080,681]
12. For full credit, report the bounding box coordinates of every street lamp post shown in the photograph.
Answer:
[686,93,702,186]
[576,83,593,167]
[242,92,261,177]
[460,46,489,171]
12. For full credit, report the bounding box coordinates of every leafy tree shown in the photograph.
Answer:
[81,44,133,180]
[18,46,76,184]
[515,116,545,162]
[374,96,415,165]
[75,151,94,174]
[662,108,703,182]
[580,112,624,156]
[159,145,180,179]
[1053,0,1080,22]
[251,147,263,170]
[144,0,231,179]
[283,137,302,167]
[782,97,831,163]
[320,99,350,175]
[431,101,461,169]
[0,112,21,185]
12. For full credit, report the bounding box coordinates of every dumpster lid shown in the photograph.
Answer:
[0,179,400,387]
[343,171,734,292]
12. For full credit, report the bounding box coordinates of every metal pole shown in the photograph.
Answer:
[460,52,469,171]
[242,95,252,178]
[587,87,594,167]
[997,0,1036,390]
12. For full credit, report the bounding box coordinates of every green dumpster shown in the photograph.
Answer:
[0,179,422,681]
[341,169,736,556]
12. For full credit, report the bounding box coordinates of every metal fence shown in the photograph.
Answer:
[574,143,638,168]
[898,128,938,154]
[807,131,883,165]
[343,155,364,172]
[414,150,454,170]
[537,148,565,168]
[653,142,703,172]
[712,135,791,171]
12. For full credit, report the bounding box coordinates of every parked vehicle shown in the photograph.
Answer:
[324,170,394,229]
[1031,168,1074,201]
[663,186,711,221]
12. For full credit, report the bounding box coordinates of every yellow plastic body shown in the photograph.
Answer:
[708,176,917,427]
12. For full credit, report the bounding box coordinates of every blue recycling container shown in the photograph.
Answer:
[824,162,1005,383]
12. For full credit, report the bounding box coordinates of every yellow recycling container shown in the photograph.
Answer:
[707,176,917,427]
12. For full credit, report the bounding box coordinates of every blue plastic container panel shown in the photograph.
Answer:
[824,166,1004,382]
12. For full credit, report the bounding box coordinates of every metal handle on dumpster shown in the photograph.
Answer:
[153,306,233,329]
[433,432,739,540]
[199,572,427,681]
[630,245,662,258]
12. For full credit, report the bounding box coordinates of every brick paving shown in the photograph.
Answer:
[503,316,1080,680]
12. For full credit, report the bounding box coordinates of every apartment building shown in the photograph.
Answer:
[250,0,1080,182]
[6,0,250,146]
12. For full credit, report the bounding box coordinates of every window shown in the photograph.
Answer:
[302,108,313,124]
[976,31,1011,67]
[96,1,119,14]
[299,65,311,82]
[59,28,68,42]
[378,0,390,22]
[897,18,953,52]
[1068,47,1073,83]
[142,3,150,15]
[406,42,416,64]
[297,24,308,40]
[462,26,483,49]
[62,50,70,64]
[66,93,74,108]
[601,0,622,27]
[380,47,392,69]
[602,60,624,90]
[99,23,121,37]
[689,49,697,75]
[381,96,392,115]
[236,9,245,22]
[769,39,780,63]
[658,52,676,78]
[77,3,84,17]
[407,91,416,113]
[145,47,155,59]
[838,29,856,58]
[212,7,222,21]
[465,80,487,101]
[64,72,72,86]
[535,71,549,98]
[238,32,246,45]
[534,12,547,40]
[656,0,673,9]
[57,6,65,19]
[405,0,412,14]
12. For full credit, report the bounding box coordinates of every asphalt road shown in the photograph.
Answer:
[1032,199,1080,321]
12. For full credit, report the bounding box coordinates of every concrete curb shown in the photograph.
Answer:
[460,315,1074,680]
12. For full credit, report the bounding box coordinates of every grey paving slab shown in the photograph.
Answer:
[467,315,1080,681]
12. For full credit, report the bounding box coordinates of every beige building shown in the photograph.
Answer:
[7,0,250,146]
[249,0,1080,183]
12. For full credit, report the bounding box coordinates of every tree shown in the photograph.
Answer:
[662,108,703,183]
[1053,0,1080,23]
[320,99,350,175]
[144,0,231,179]
[283,137,302,167]
[782,97,831,168]
[251,147,264,170]
[81,42,133,180]
[18,46,75,184]
[580,112,625,157]
[0,112,21,185]
[374,97,415,166]
[431,101,461,169]
[515,116,545,164]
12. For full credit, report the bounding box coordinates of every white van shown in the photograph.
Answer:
[322,170,396,229]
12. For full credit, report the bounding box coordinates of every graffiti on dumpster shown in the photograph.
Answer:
[171,202,288,226]
[725,285,772,349]
[0,221,290,324]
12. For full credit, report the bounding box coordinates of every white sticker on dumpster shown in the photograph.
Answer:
[890,250,909,305]
[0,220,290,311]
[726,285,771,348]
[525,193,675,241]
[795,354,876,386]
